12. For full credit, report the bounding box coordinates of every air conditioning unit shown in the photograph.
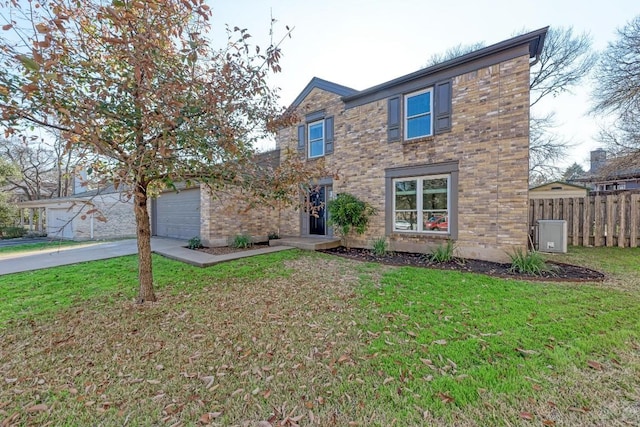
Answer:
[537,220,567,253]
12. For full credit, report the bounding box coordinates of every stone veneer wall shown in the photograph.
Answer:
[275,51,531,262]
[73,193,136,240]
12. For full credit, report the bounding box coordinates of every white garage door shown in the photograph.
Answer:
[152,188,201,240]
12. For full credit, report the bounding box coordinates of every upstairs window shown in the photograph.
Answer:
[308,120,325,158]
[404,88,433,140]
[297,115,334,158]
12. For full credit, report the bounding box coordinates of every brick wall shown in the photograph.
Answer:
[275,53,531,262]
[200,186,280,247]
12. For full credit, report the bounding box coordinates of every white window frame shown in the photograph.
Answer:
[392,174,450,233]
[404,88,433,141]
[308,120,325,158]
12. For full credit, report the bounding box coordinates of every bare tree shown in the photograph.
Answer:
[423,42,486,68]
[528,112,571,183]
[592,15,640,167]
[422,28,597,183]
[529,27,598,107]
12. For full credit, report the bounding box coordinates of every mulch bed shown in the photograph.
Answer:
[320,246,605,282]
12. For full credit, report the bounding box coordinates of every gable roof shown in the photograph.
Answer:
[529,181,589,191]
[287,27,548,111]
[290,77,358,109]
[343,27,548,108]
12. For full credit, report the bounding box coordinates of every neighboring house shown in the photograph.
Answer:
[529,181,589,199]
[576,148,640,193]
[17,186,135,240]
[194,27,548,262]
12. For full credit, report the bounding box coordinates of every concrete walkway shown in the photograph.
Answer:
[0,238,294,275]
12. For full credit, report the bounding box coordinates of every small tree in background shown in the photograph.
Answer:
[0,158,19,227]
[562,162,586,181]
[327,193,376,249]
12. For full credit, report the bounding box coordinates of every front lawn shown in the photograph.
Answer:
[0,248,638,426]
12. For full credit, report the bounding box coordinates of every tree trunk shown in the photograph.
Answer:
[133,183,156,303]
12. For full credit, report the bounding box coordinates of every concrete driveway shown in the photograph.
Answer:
[0,238,186,275]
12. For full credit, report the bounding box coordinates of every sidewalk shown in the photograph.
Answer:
[0,238,294,275]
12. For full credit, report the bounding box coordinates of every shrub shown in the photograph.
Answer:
[0,226,26,239]
[327,193,377,249]
[430,240,456,263]
[187,236,203,250]
[231,234,252,249]
[509,248,550,275]
[371,237,388,256]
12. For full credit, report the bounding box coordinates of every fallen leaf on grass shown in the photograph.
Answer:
[542,420,556,426]
[568,406,590,413]
[587,360,603,370]
[516,348,539,357]
[383,377,394,385]
[199,411,222,424]
[437,392,454,403]
[433,339,447,345]
[26,404,47,412]
[337,354,351,363]
[519,411,534,420]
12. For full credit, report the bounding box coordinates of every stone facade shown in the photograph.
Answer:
[72,193,136,240]
[274,43,536,262]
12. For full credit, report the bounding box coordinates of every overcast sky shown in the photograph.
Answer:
[212,0,637,171]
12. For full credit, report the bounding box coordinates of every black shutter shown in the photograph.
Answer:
[434,80,452,134]
[297,124,305,153]
[324,116,334,154]
[387,96,401,142]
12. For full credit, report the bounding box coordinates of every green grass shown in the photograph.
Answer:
[547,245,640,276]
[0,250,299,327]
[353,266,639,419]
[0,239,85,254]
[1,246,639,425]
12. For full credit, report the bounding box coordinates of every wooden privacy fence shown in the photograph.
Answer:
[529,192,640,248]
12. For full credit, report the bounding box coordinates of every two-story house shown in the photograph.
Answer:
[191,28,547,262]
[269,28,547,262]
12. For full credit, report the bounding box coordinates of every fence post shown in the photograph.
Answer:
[632,194,640,248]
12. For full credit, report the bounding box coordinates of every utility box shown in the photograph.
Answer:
[537,220,567,253]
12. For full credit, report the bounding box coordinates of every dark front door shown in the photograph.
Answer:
[309,186,326,235]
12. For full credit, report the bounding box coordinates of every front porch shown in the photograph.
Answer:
[270,236,341,250]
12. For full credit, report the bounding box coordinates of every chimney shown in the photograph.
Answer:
[590,149,607,174]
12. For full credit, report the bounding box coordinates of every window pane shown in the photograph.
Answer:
[422,177,448,232]
[407,92,430,117]
[407,115,431,139]
[422,178,447,209]
[309,123,323,140]
[395,212,417,231]
[395,180,416,210]
[309,140,324,157]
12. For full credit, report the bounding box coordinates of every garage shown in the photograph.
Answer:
[152,188,201,240]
